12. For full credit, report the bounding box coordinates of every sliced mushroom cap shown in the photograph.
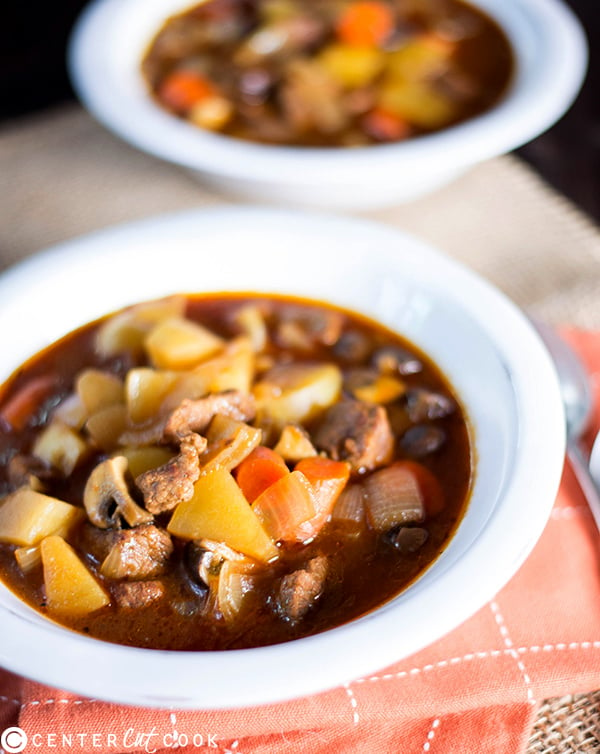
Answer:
[83,456,153,529]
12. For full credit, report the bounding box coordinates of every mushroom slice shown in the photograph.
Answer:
[83,456,153,529]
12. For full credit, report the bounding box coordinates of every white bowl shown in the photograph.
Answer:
[68,0,587,210]
[0,207,565,707]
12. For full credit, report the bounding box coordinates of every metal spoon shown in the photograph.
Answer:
[532,319,600,529]
[590,431,600,489]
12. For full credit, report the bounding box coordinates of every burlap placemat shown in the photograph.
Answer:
[1,104,600,751]
[1,105,599,328]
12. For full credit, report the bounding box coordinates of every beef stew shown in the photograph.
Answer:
[0,294,472,650]
[142,0,513,146]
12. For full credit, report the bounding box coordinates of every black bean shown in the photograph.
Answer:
[389,527,429,554]
[405,388,455,422]
[400,424,446,457]
[332,330,372,363]
[372,346,422,376]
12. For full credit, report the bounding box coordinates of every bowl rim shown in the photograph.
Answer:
[0,206,566,708]
[67,0,588,184]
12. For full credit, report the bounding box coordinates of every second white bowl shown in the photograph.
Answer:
[68,0,587,209]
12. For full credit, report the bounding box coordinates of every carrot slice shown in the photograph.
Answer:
[294,457,350,538]
[235,446,289,503]
[362,107,410,142]
[336,1,395,47]
[157,70,217,114]
[252,470,316,544]
[0,375,57,431]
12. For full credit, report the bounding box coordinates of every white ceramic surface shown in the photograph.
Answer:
[0,208,565,708]
[68,0,587,209]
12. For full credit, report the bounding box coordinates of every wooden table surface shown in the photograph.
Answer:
[1,0,597,222]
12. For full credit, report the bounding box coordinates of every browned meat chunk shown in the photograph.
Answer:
[100,524,173,580]
[274,304,344,351]
[7,454,52,490]
[119,391,256,447]
[164,390,256,440]
[136,433,206,514]
[111,580,165,609]
[314,398,394,474]
[276,556,328,623]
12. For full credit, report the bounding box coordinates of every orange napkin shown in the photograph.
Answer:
[1,329,599,754]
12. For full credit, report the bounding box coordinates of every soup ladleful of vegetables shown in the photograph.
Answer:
[0,294,472,650]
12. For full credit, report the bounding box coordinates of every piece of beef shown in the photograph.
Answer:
[119,390,256,446]
[136,433,206,514]
[111,580,165,609]
[273,305,344,351]
[7,454,53,490]
[100,524,173,580]
[275,556,328,623]
[314,398,394,474]
[164,391,256,441]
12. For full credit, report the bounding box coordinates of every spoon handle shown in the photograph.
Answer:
[567,441,600,532]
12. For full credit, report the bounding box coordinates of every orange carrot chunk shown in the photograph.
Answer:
[235,446,289,504]
[252,470,316,544]
[0,375,57,431]
[362,107,410,141]
[294,457,350,538]
[157,70,216,114]
[336,1,395,47]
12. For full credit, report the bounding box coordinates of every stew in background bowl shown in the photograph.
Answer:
[142,0,514,147]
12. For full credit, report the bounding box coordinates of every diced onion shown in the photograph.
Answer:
[363,462,425,532]
[332,483,366,525]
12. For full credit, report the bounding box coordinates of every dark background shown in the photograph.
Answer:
[2,0,598,221]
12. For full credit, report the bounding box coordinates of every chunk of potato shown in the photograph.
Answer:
[208,337,254,393]
[163,337,254,411]
[85,404,128,451]
[318,43,384,88]
[386,35,455,82]
[232,305,267,352]
[253,363,342,428]
[95,296,187,357]
[125,368,178,424]
[273,424,317,462]
[377,78,456,129]
[0,488,84,546]
[41,535,110,616]
[120,446,175,478]
[76,369,124,416]
[145,317,224,370]
[167,467,278,563]
[53,393,87,430]
[32,421,88,476]
[15,494,86,574]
